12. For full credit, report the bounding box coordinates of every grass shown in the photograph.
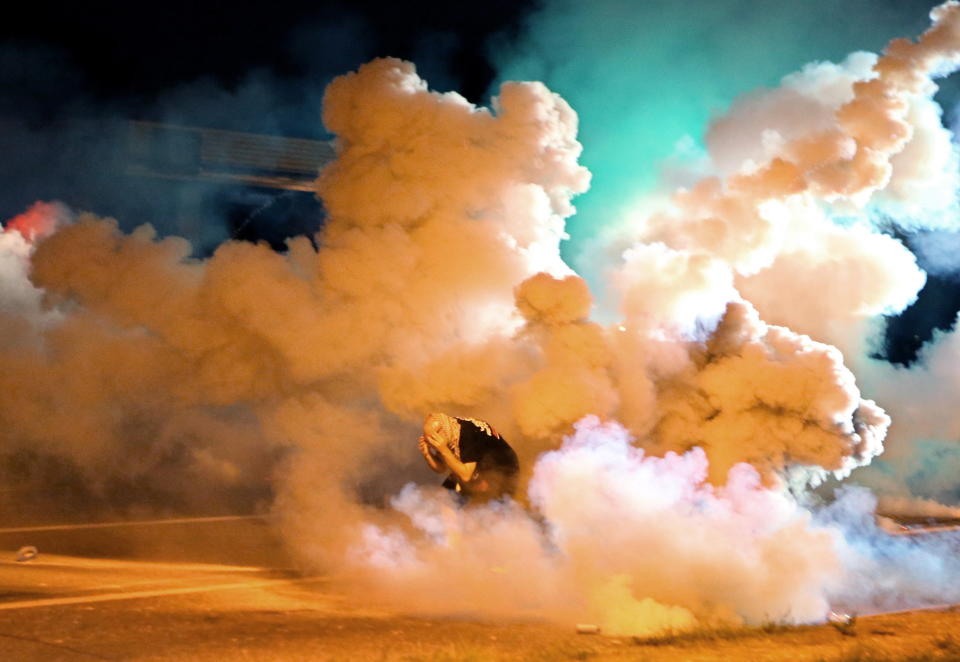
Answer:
[820,635,960,662]
[631,621,803,647]
[830,615,859,637]
[394,644,599,662]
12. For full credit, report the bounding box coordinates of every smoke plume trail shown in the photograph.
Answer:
[580,0,960,502]
[493,0,944,269]
[4,0,960,638]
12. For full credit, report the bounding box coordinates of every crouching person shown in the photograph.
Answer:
[417,412,519,504]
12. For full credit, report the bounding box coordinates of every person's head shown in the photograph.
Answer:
[423,413,458,447]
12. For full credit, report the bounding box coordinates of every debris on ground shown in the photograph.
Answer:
[15,546,39,562]
[828,611,857,636]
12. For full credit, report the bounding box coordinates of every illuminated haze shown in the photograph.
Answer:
[4,0,960,637]
[493,0,945,271]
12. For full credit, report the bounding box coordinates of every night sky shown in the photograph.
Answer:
[0,0,535,128]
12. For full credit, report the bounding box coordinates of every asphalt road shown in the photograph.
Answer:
[0,515,289,567]
[1,549,959,662]
[0,516,958,662]
[0,549,376,660]
[0,516,330,660]
[0,540,574,662]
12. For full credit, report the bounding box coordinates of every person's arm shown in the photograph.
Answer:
[428,438,478,485]
[418,436,445,473]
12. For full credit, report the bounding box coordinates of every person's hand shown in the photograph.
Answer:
[417,435,432,457]
[424,433,446,451]
[419,435,444,471]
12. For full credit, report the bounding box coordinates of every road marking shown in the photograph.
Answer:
[0,514,270,535]
[0,554,281,574]
[0,575,327,611]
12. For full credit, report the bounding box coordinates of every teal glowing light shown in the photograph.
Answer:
[493,0,938,268]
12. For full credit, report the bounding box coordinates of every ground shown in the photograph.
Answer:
[0,518,957,661]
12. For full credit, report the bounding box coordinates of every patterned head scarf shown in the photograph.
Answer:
[423,412,461,458]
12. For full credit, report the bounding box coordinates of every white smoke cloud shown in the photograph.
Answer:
[0,201,69,322]
[651,300,889,485]
[908,229,960,277]
[852,315,960,504]
[735,199,926,358]
[354,417,843,635]
[819,487,960,613]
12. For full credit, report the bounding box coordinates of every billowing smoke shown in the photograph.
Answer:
[0,202,68,321]
[353,417,842,633]
[492,0,948,279]
[4,0,960,638]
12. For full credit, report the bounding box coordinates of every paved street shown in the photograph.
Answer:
[0,515,440,661]
[0,540,568,662]
[0,517,958,661]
